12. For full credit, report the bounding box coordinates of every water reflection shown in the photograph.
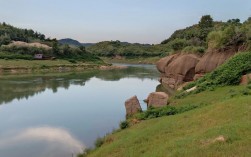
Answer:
[0,66,159,105]
[0,64,160,157]
[0,126,84,157]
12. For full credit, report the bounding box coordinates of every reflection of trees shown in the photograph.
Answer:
[95,67,159,81]
[0,66,159,105]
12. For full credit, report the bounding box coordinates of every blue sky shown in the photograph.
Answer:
[0,0,250,44]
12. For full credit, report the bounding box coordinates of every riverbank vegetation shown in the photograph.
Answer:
[78,49,251,157]
[78,85,250,157]
[0,22,103,65]
[0,59,105,74]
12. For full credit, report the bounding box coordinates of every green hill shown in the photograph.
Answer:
[160,16,251,54]
[86,40,163,57]
[58,38,95,47]
[86,16,251,58]
[0,23,101,62]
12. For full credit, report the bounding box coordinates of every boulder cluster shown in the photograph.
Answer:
[124,50,241,116]
[156,50,237,89]
[125,92,169,116]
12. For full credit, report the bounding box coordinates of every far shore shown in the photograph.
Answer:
[101,56,161,65]
[0,59,127,75]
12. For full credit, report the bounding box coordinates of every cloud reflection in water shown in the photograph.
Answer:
[0,126,84,157]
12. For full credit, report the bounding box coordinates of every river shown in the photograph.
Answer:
[0,64,160,157]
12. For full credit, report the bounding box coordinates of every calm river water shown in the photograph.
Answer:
[0,64,160,157]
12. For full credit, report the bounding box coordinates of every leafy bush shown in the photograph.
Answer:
[136,104,200,120]
[240,89,250,95]
[0,52,33,60]
[247,84,251,89]
[182,46,205,54]
[120,120,129,129]
[168,38,189,51]
[207,31,223,48]
[68,59,77,63]
[95,137,104,148]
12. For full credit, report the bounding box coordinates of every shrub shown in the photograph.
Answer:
[240,89,250,95]
[68,59,77,63]
[120,120,129,129]
[182,46,205,54]
[94,137,104,148]
[136,105,200,120]
[40,64,48,69]
[207,31,223,48]
[168,38,189,51]
[0,52,33,60]
[247,84,251,89]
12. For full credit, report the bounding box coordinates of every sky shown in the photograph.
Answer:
[0,0,251,44]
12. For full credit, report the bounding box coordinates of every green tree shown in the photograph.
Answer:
[0,34,11,46]
[199,15,214,29]
[79,45,86,52]
[227,19,240,25]
[52,41,60,55]
[62,44,70,55]
[198,15,214,41]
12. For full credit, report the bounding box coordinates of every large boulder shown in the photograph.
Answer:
[156,54,179,73]
[195,50,237,75]
[164,54,200,88]
[146,92,169,108]
[125,96,142,116]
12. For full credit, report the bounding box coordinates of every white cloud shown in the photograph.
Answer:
[0,126,85,157]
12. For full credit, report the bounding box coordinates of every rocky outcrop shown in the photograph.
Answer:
[157,50,239,89]
[125,96,142,116]
[156,54,179,73]
[240,74,251,85]
[146,92,169,108]
[195,50,237,76]
[158,54,200,89]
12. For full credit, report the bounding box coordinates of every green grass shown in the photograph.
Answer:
[86,86,251,157]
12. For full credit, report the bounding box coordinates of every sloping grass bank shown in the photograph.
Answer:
[84,86,251,157]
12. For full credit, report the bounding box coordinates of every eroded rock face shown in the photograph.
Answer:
[240,74,251,85]
[158,54,200,89]
[125,96,142,116]
[156,54,179,73]
[146,92,169,108]
[195,50,237,75]
[157,50,239,89]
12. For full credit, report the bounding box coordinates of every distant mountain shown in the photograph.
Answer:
[58,38,95,47]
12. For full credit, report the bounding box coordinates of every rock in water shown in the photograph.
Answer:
[146,92,169,108]
[125,96,142,116]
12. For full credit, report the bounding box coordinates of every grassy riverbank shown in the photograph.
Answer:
[84,85,251,157]
[0,59,107,74]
